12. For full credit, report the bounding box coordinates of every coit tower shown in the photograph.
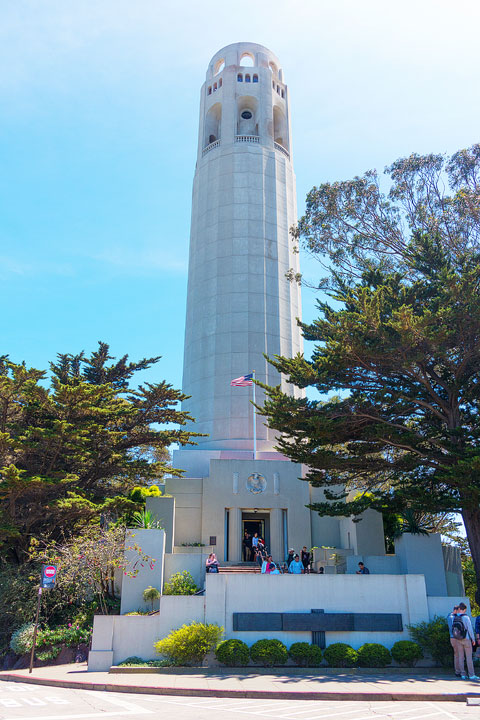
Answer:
[178,42,302,475]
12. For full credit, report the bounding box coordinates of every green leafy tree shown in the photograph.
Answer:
[0,344,200,563]
[262,145,480,604]
[30,525,154,616]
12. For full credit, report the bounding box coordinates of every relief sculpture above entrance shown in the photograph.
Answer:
[247,473,267,494]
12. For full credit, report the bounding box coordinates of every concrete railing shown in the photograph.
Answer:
[202,139,220,156]
[235,135,260,144]
[274,141,290,158]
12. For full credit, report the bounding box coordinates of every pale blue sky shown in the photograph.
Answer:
[1,0,479,390]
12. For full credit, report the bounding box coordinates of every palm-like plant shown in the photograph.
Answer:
[131,509,162,529]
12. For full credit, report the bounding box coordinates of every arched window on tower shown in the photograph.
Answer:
[237,96,259,137]
[219,78,222,88]
[214,58,225,75]
[213,82,217,92]
[239,53,255,67]
[237,74,243,82]
[281,89,285,98]
[245,74,251,82]
[273,105,288,151]
[253,74,258,83]
[204,103,222,147]
[208,86,212,95]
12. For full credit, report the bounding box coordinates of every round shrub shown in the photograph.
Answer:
[10,623,35,655]
[215,639,250,666]
[391,640,424,666]
[154,622,223,665]
[163,571,199,596]
[357,643,392,668]
[250,639,288,667]
[289,642,323,667]
[324,642,358,668]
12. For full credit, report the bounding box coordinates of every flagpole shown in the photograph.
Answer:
[252,370,256,460]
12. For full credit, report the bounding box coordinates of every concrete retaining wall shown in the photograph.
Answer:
[90,572,469,671]
[90,595,205,669]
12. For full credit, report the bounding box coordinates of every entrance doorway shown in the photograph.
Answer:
[242,511,270,560]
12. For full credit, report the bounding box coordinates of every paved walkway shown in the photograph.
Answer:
[1,664,480,702]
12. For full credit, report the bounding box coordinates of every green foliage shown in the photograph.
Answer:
[10,623,35,654]
[131,510,163,529]
[119,656,146,665]
[129,486,163,504]
[118,657,171,667]
[36,624,91,649]
[288,642,323,667]
[249,639,288,667]
[408,616,452,667]
[357,643,392,668]
[143,586,161,611]
[323,643,359,668]
[29,525,153,616]
[215,639,250,666]
[163,571,199,596]
[391,640,424,666]
[0,343,200,564]
[154,622,223,665]
[261,144,480,606]
[462,555,480,615]
[36,646,61,662]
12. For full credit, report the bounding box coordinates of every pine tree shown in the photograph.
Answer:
[0,344,199,563]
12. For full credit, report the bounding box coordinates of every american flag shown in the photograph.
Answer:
[230,373,253,387]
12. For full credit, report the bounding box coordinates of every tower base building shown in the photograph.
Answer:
[88,43,467,671]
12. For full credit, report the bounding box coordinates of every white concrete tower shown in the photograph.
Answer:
[178,42,302,475]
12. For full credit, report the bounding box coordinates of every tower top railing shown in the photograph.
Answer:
[274,142,290,159]
[202,139,221,156]
[235,135,260,144]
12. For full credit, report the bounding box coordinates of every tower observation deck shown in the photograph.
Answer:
[178,42,302,473]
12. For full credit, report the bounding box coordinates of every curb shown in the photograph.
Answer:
[1,672,480,703]
[108,665,451,676]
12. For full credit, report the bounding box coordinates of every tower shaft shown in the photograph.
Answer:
[182,42,302,455]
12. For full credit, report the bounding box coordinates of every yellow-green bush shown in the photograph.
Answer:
[154,622,223,665]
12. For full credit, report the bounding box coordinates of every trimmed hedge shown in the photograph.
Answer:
[323,642,358,668]
[391,640,423,666]
[215,639,250,667]
[250,639,288,667]
[288,642,323,667]
[357,643,392,668]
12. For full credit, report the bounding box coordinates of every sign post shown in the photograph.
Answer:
[29,565,57,674]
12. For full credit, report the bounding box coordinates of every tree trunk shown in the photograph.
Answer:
[461,505,480,607]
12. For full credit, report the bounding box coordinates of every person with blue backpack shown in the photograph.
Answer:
[450,603,479,680]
